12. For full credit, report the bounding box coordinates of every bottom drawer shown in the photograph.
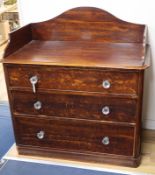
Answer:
[14,116,134,156]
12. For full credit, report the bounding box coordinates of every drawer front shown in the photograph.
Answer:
[14,116,134,156]
[6,65,138,95]
[12,91,137,122]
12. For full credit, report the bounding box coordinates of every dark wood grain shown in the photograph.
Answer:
[2,7,150,167]
[6,64,139,95]
[17,145,141,167]
[3,41,148,70]
[133,70,144,157]
[4,24,32,58]
[32,7,146,43]
[50,7,122,22]
[14,116,134,156]
[11,91,137,123]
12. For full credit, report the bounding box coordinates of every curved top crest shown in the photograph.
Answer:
[31,7,146,43]
[3,7,147,59]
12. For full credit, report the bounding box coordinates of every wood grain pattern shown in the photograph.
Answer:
[17,145,140,167]
[8,137,155,171]
[14,116,134,156]
[6,64,139,95]
[2,7,150,167]
[4,24,32,58]
[3,41,148,70]
[133,70,144,157]
[32,7,146,43]
[11,91,137,123]
[2,7,149,70]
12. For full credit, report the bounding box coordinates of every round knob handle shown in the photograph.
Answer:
[102,136,110,145]
[102,106,110,115]
[102,80,111,89]
[30,75,38,84]
[37,131,45,140]
[29,75,38,93]
[34,101,42,110]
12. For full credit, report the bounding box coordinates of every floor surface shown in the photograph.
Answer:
[0,104,14,159]
[0,160,128,175]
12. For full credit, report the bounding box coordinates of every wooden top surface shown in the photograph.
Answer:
[3,40,148,69]
[2,7,150,70]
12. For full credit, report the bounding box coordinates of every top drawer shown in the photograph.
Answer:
[6,65,139,95]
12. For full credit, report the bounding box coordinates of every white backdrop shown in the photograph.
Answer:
[17,0,155,129]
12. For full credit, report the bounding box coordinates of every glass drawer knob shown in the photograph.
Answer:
[34,101,42,110]
[102,136,110,145]
[102,106,110,115]
[30,75,38,93]
[37,131,45,140]
[102,80,111,89]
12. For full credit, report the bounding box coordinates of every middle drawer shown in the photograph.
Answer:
[11,91,137,123]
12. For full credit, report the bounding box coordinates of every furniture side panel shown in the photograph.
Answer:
[3,24,32,58]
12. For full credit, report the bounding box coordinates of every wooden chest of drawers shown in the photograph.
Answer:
[2,7,150,167]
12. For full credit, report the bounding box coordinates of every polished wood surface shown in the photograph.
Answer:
[17,146,140,167]
[2,7,150,167]
[3,41,148,69]
[5,130,155,175]
[31,7,146,43]
[4,24,32,58]
[14,116,134,156]
[11,91,137,123]
[2,7,149,70]
[6,64,139,95]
